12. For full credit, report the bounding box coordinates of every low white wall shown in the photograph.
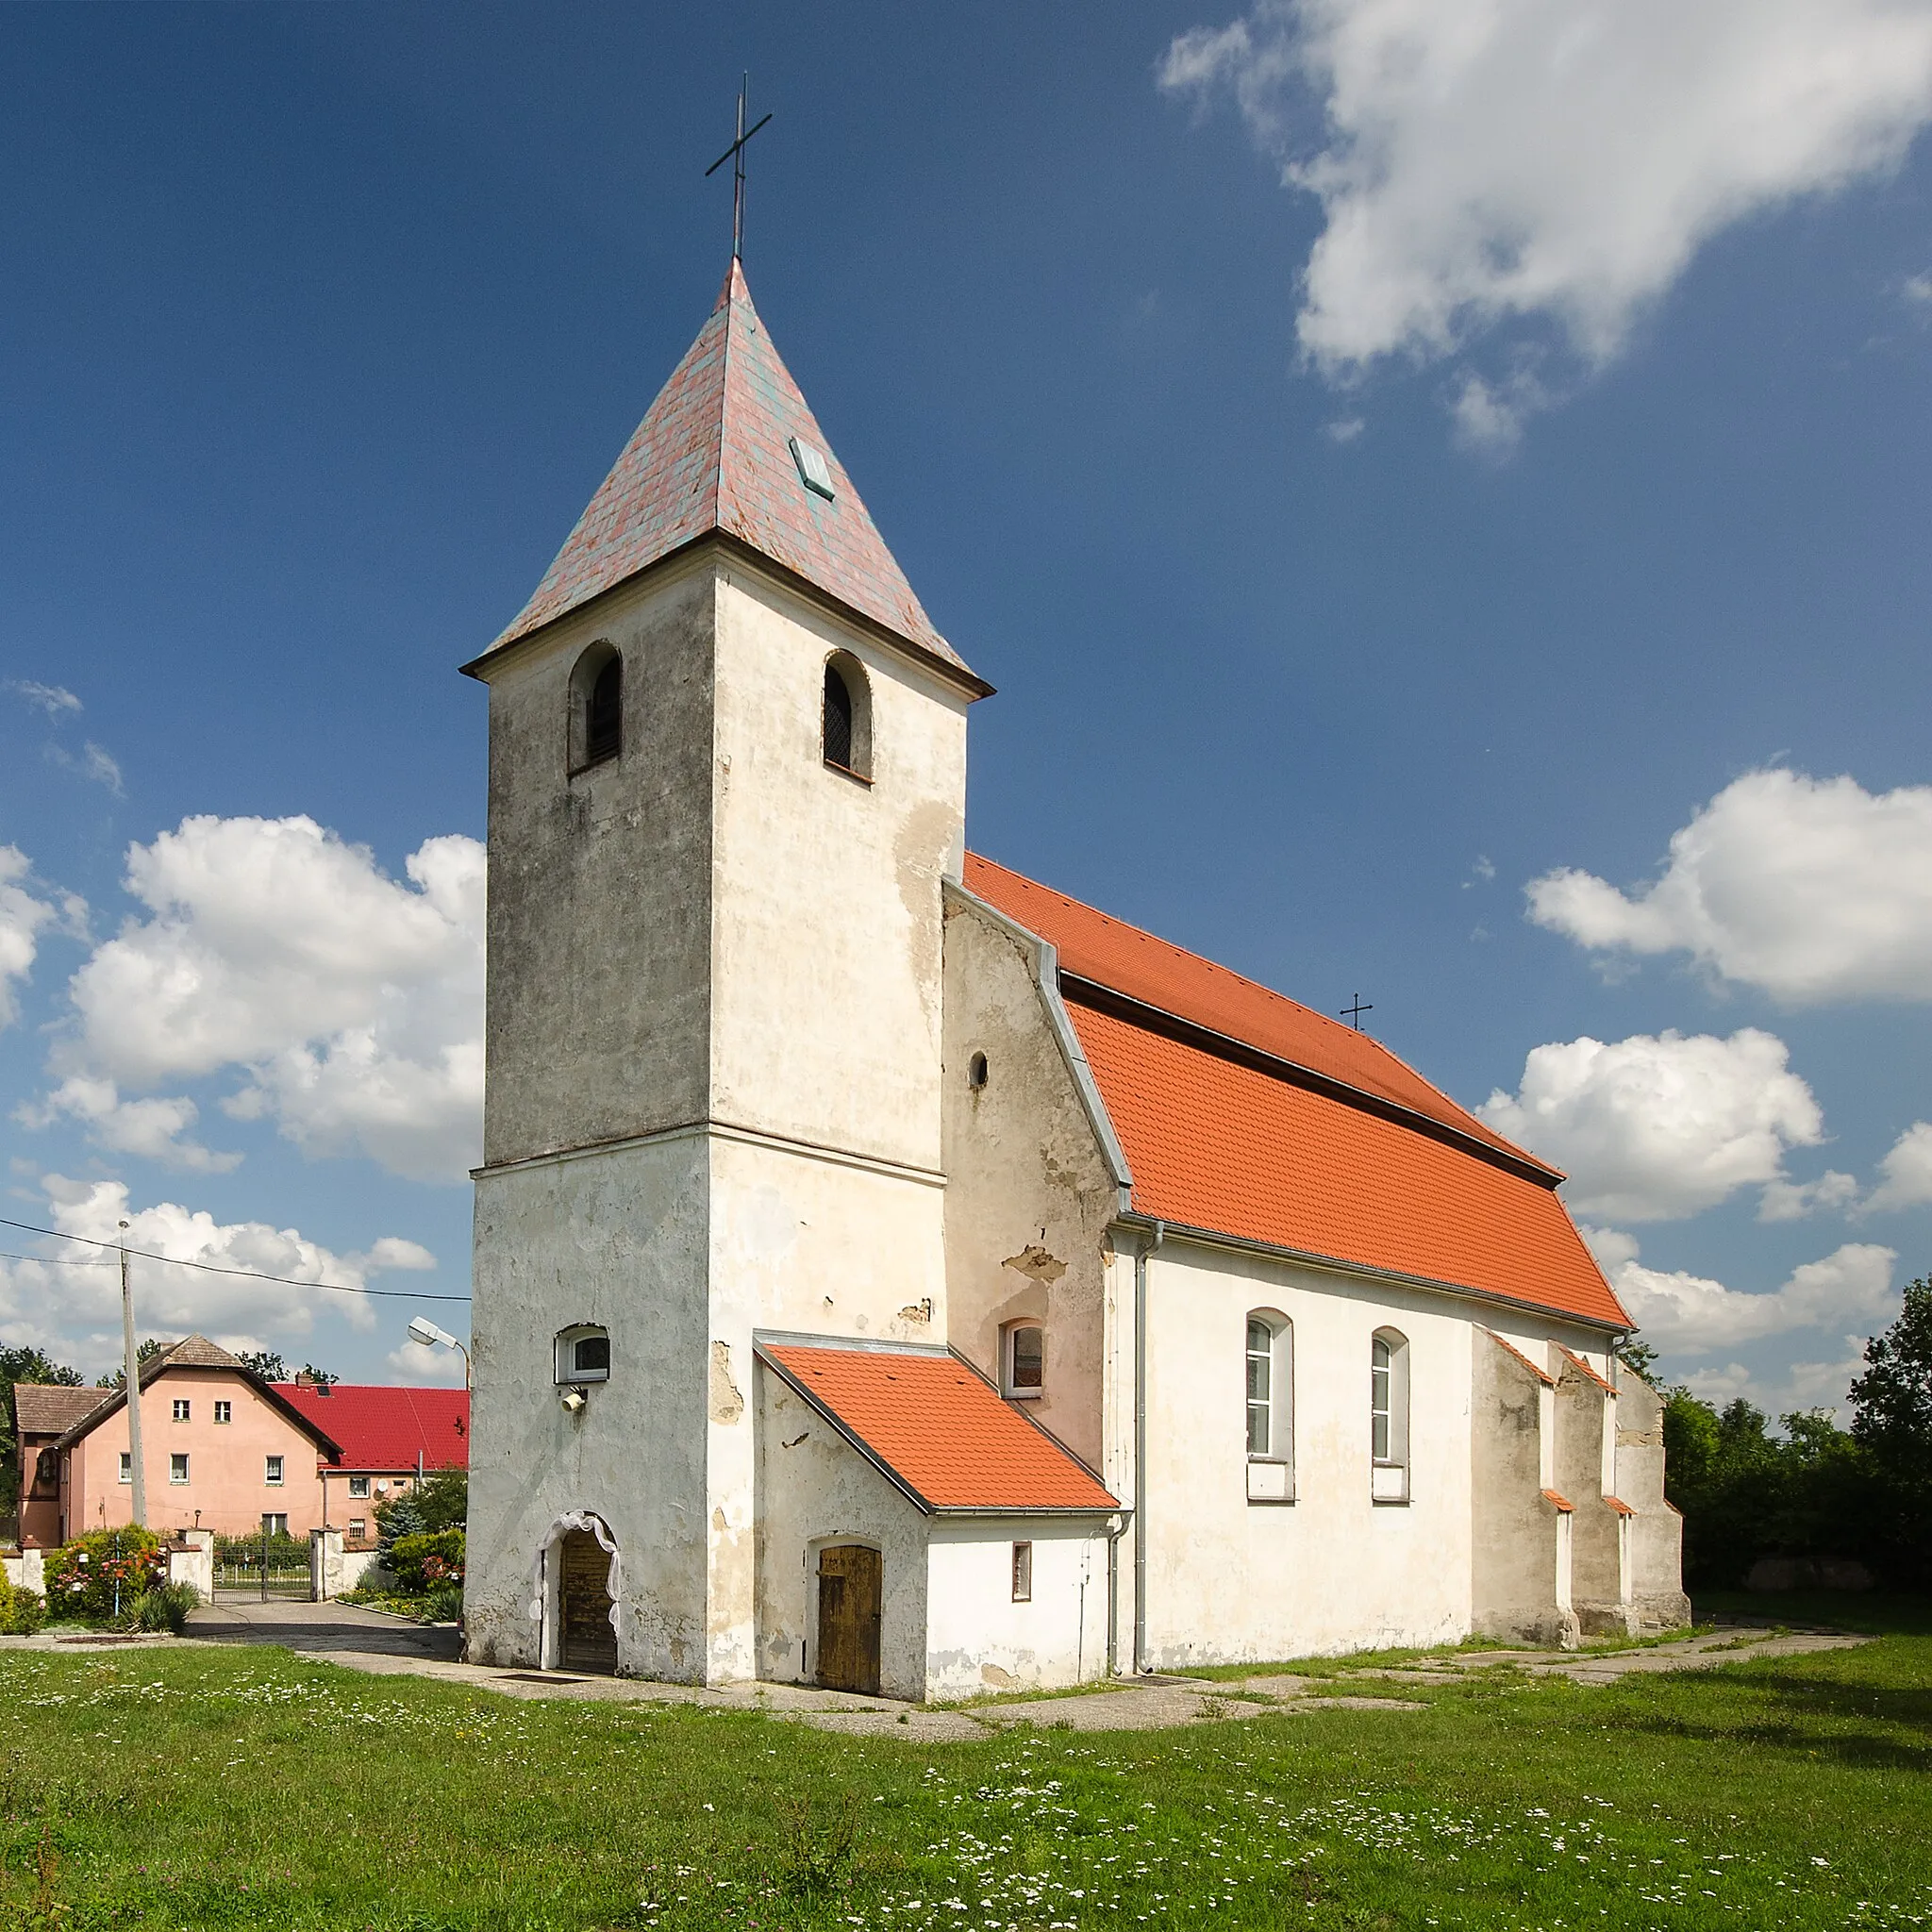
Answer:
[4,1548,45,1593]
[924,1519,1111,1700]
[168,1531,213,1602]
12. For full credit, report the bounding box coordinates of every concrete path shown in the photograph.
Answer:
[5,1607,1868,1741]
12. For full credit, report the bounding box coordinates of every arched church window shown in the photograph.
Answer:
[569,642,623,772]
[822,653,873,780]
[1371,1328,1410,1502]
[1004,1322,1043,1400]
[1246,1311,1293,1503]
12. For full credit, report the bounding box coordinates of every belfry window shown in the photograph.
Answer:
[557,1324,611,1386]
[822,653,873,780]
[569,642,623,772]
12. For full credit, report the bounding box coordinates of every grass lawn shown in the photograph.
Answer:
[2,1593,1926,1932]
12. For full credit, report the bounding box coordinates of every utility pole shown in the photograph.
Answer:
[119,1220,147,1529]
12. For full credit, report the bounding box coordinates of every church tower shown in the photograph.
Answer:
[460,261,991,1681]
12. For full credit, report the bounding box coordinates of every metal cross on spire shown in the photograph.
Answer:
[706,75,773,262]
[1341,993,1374,1031]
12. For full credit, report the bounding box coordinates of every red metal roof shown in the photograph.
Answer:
[482,260,978,684]
[963,853,1551,1174]
[274,1384,469,1473]
[759,1345,1117,1513]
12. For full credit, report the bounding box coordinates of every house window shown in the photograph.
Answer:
[1246,1312,1293,1503]
[170,1453,189,1485]
[1004,1323,1044,1399]
[556,1324,611,1385]
[265,1455,285,1487]
[172,1398,192,1423]
[822,654,873,780]
[1371,1329,1411,1503]
[348,1475,371,1499]
[119,1452,132,1484]
[1011,1541,1033,1602]
[213,1400,232,1424]
[349,1519,366,1541]
[263,1513,289,1537]
[569,641,622,771]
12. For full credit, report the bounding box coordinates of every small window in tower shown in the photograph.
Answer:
[822,653,874,781]
[569,642,624,773]
[1005,1323,1044,1399]
[556,1324,611,1385]
[790,436,835,500]
[969,1052,989,1090]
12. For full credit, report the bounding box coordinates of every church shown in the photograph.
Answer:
[458,256,1688,1699]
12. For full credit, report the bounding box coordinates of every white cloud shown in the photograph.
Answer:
[1324,415,1366,443]
[18,1076,241,1174]
[1590,1227,1897,1355]
[6,681,82,718]
[1159,0,1932,416]
[0,1176,443,1374]
[43,816,484,1182]
[1758,1169,1860,1223]
[0,845,79,1031]
[1905,270,1932,308]
[50,741,125,797]
[1867,1120,1932,1210]
[1481,1027,1823,1221]
[1679,1338,1874,1424]
[1526,769,1932,1004]
[383,1341,468,1387]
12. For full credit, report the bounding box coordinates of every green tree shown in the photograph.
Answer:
[236,1350,288,1382]
[1848,1275,1932,1584]
[93,1338,169,1389]
[374,1466,465,1557]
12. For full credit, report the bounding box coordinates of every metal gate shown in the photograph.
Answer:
[213,1560,310,1599]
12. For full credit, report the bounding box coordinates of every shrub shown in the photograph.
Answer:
[389,1529,464,1593]
[0,1575,48,1635]
[47,1527,165,1623]
[423,1579,463,1624]
[129,1581,200,1634]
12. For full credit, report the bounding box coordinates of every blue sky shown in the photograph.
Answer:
[3,2,1929,1404]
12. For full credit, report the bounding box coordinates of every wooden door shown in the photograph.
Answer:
[816,1544,882,1694]
[558,1529,617,1674]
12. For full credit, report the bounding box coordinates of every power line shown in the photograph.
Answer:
[0,1249,118,1269]
[0,1214,472,1303]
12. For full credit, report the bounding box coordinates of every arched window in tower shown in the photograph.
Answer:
[569,642,624,772]
[822,653,873,780]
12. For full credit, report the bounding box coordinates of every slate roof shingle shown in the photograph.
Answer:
[759,1344,1117,1513]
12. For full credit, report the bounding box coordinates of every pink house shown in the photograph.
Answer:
[25,1337,342,1544]
[11,1336,473,1548]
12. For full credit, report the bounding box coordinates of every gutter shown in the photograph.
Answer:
[1133,1219,1163,1674]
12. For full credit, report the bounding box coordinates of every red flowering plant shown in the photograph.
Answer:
[48,1526,166,1623]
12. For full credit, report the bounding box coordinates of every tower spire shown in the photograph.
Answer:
[705,75,772,262]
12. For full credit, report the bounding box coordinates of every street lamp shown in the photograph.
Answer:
[407,1315,472,1391]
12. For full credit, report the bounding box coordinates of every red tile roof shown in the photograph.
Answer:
[960,856,1625,1332]
[759,1345,1117,1513]
[274,1384,469,1473]
[481,261,980,688]
[963,854,1550,1174]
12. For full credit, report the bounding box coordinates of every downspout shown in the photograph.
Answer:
[1133,1219,1164,1674]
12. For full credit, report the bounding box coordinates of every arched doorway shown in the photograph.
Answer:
[815,1543,882,1694]
[534,1512,620,1676]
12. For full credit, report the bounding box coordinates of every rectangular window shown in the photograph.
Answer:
[348,1519,366,1541]
[1246,1319,1273,1456]
[1006,1324,1044,1398]
[264,1455,285,1486]
[169,1453,189,1485]
[348,1475,371,1499]
[172,1398,192,1423]
[213,1400,232,1424]
[1010,1541,1033,1603]
[1371,1346,1392,1463]
[119,1451,132,1484]
[264,1513,289,1538]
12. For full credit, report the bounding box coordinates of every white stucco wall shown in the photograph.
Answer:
[925,1518,1112,1700]
[1136,1240,1480,1665]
